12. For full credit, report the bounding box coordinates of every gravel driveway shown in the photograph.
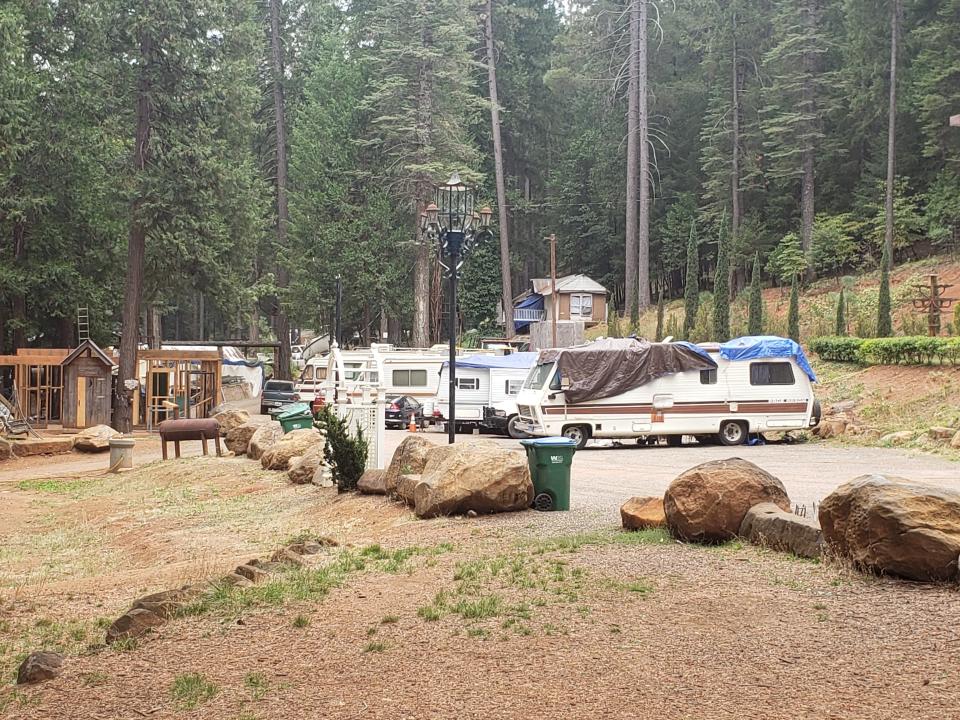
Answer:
[385,429,960,515]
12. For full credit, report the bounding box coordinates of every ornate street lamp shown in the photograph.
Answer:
[421,172,492,443]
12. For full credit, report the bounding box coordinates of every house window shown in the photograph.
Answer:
[456,377,479,390]
[700,368,717,385]
[505,379,522,395]
[570,293,593,318]
[393,369,428,387]
[749,362,795,386]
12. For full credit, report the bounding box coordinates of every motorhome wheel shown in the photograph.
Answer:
[562,425,590,449]
[507,415,528,439]
[718,421,747,446]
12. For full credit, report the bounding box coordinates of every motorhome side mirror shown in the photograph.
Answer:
[561,379,571,390]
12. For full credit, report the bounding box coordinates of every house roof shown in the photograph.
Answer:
[61,339,115,367]
[530,274,607,296]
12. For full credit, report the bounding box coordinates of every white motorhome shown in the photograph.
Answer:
[434,352,538,437]
[514,336,820,448]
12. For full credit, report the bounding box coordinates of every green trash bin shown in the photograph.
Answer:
[519,437,577,511]
[276,403,313,433]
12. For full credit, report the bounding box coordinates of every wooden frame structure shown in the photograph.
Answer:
[61,340,115,430]
[0,349,67,429]
[137,349,222,430]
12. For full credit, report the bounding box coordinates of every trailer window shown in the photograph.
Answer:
[505,379,522,395]
[455,377,479,390]
[301,366,314,381]
[393,369,428,387]
[750,362,795,385]
[700,368,717,385]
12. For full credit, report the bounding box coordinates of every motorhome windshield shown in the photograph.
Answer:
[524,362,555,390]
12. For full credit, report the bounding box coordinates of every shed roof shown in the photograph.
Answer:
[62,339,115,367]
[530,274,607,296]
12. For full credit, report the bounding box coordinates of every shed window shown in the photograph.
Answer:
[749,362,795,386]
[393,369,428,387]
[700,368,717,385]
[570,293,593,318]
[455,377,479,390]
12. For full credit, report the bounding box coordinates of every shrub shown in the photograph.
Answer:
[787,277,800,342]
[713,224,730,341]
[809,336,960,365]
[808,336,865,363]
[835,288,846,337]
[748,254,763,336]
[314,405,368,492]
[876,244,892,337]
[683,221,699,340]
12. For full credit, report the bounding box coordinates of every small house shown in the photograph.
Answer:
[61,340,115,429]
[505,275,609,333]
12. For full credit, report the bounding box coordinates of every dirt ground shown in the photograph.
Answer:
[2,432,960,719]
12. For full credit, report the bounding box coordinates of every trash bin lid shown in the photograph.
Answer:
[276,403,311,419]
[519,436,578,447]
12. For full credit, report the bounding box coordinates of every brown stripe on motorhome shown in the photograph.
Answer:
[542,401,808,415]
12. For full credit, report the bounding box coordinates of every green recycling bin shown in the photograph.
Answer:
[276,403,313,433]
[520,437,577,511]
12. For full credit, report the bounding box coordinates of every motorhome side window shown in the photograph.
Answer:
[302,366,314,381]
[749,362,795,385]
[393,369,428,387]
[505,379,522,395]
[699,368,717,385]
[570,294,593,318]
[455,377,479,390]
[549,370,562,391]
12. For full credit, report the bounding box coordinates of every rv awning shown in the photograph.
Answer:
[719,336,817,382]
[538,338,717,404]
[443,352,539,370]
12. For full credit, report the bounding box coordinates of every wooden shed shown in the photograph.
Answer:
[0,348,68,428]
[61,340,115,430]
[137,349,221,430]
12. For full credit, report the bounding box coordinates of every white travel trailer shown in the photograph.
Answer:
[433,352,538,437]
[514,336,820,448]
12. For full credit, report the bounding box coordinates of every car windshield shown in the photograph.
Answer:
[524,362,555,390]
[264,380,294,392]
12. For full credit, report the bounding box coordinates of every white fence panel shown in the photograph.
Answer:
[334,401,386,470]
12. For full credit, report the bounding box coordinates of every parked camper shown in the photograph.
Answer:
[514,336,820,448]
[433,352,538,437]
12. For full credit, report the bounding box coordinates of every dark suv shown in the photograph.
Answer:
[260,380,300,415]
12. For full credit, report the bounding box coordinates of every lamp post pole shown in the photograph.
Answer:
[446,231,462,444]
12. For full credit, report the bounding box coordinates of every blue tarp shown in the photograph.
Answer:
[443,352,539,370]
[672,340,715,365]
[514,293,544,332]
[718,336,817,382]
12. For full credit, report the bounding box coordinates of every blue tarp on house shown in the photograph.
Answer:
[443,352,539,370]
[719,336,817,382]
[513,293,544,333]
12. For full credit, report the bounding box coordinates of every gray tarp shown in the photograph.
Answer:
[539,338,717,404]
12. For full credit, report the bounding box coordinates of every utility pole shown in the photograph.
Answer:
[334,274,342,348]
[547,234,558,348]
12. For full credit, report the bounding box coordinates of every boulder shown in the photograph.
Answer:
[225,420,265,455]
[73,424,120,453]
[312,465,334,487]
[620,496,667,530]
[928,426,956,441]
[10,436,75,457]
[16,651,64,685]
[0,438,11,461]
[105,608,165,643]
[130,587,201,619]
[813,417,847,439]
[213,408,250,436]
[357,469,387,495]
[663,457,791,543]
[952,430,960,450]
[234,563,270,583]
[410,440,533,519]
[247,422,283,461]
[384,434,436,495]
[396,474,424,506]
[880,430,914,445]
[739,502,823,559]
[818,474,960,581]
[287,443,327,484]
[261,428,324,471]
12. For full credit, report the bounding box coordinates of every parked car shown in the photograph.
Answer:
[386,395,424,429]
[260,380,301,415]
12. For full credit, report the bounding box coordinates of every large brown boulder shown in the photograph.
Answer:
[620,496,667,530]
[225,420,265,455]
[73,424,120,453]
[411,440,533,519]
[384,434,436,495]
[819,475,960,581]
[0,438,12,461]
[247,422,283,461]
[287,443,327,484]
[739,502,823,559]
[213,408,250,436]
[357,469,387,495]
[16,651,64,685]
[105,608,166,643]
[261,428,324,471]
[663,457,791,543]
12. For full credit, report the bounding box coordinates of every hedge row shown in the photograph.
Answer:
[808,336,960,366]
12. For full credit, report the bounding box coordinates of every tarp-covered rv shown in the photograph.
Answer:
[515,336,819,448]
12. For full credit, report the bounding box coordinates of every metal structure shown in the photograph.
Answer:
[910,274,956,336]
[419,172,492,444]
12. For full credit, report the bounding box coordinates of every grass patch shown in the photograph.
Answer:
[16,478,103,496]
[170,672,218,709]
[451,594,502,620]
[292,614,310,628]
[623,579,655,595]
[244,671,269,700]
[380,615,400,625]
[363,641,387,654]
[528,527,670,554]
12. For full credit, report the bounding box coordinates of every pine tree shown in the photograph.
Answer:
[835,287,846,336]
[713,224,731,341]
[655,284,664,341]
[788,275,801,342]
[748,253,763,336]
[682,221,699,340]
[877,244,893,337]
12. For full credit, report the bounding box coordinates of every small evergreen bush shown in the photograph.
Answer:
[314,405,368,492]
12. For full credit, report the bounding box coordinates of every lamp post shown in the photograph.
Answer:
[421,172,492,444]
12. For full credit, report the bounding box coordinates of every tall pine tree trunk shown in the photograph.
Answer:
[115,24,152,433]
[636,0,651,312]
[730,9,744,294]
[412,16,434,349]
[624,0,640,322]
[11,221,26,349]
[799,0,818,281]
[268,0,291,378]
[485,0,514,338]
[884,0,900,267]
